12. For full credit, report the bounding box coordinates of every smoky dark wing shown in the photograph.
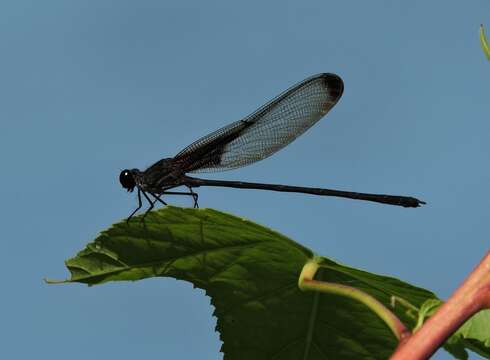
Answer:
[174,73,344,173]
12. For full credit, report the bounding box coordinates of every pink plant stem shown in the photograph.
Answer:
[390,251,490,360]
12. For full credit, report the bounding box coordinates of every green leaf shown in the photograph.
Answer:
[455,310,490,358]
[414,298,443,331]
[480,24,490,61]
[52,207,488,359]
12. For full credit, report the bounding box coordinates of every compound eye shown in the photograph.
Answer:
[119,169,136,191]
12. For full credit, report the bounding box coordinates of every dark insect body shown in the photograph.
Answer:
[119,73,425,222]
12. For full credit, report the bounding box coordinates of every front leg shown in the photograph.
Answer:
[127,188,143,223]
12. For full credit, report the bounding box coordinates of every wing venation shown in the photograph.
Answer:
[174,73,344,173]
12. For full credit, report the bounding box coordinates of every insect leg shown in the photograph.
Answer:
[149,192,168,206]
[158,190,199,208]
[141,190,155,222]
[127,188,143,223]
[186,186,199,208]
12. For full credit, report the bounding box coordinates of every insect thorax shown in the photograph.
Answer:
[139,158,182,191]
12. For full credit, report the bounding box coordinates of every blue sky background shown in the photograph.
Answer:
[1,1,489,359]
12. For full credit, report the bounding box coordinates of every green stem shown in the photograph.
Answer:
[298,258,410,341]
[390,296,420,325]
[390,296,419,313]
[480,24,490,60]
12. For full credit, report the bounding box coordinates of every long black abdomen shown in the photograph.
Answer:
[184,177,425,208]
